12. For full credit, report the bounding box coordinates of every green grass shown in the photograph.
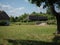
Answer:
[0,25,57,45]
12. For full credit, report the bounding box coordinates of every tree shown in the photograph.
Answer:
[32,12,36,14]
[18,13,28,22]
[10,16,15,22]
[15,16,18,22]
[29,0,60,34]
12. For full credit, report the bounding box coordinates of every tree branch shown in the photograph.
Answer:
[49,5,59,16]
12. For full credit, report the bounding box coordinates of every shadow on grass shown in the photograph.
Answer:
[5,36,60,45]
[53,34,60,43]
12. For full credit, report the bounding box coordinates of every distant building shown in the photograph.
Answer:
[0,10,10,26]
[28,15,48,21]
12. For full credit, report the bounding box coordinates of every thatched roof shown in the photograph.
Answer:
[28,15,48,21]
[0,11,10,20]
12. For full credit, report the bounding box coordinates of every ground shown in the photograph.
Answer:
[0,25,60,45]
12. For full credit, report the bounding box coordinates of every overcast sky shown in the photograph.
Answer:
[0,0,47,17]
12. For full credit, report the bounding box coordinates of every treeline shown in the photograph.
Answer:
[10,12,56,22]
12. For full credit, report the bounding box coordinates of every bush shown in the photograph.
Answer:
[12,22,36,25]
[0,20,9,26]
[47,20,57,25]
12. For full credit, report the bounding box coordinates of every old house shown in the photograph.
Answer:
[28,15,48,21]
[0,10,10,26]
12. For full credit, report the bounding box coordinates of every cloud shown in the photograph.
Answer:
[10,7,25,12]
[0,3,25,11]
[0,3,25,16]
[0,3,13,10]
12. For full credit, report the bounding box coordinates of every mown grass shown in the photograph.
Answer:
[0,25,57,45]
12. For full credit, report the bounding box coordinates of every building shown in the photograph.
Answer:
[28,15,48,21]
[0,10,10,26]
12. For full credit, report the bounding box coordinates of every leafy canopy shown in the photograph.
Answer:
[29,0,60,8]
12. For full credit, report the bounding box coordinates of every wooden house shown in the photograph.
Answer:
[28,15,48,21]
[0,10,10,26]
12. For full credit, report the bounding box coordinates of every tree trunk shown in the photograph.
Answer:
[49,5,60,34]
[56,14,60,34]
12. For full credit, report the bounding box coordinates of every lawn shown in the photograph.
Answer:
[0,25,59,45]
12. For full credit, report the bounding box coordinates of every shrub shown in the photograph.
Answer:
[47,20,57,25]
[0,20,10,26]
[13,22,36,25]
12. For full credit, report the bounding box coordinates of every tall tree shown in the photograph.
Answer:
[15,16,18,22]
[29,0,60,34]
[10,16,15,22]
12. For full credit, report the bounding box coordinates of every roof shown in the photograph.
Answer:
[0,11,10,20]
[28,15,48,21]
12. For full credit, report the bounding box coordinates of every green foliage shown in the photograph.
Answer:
[45,14,56,20]
[47,20,57,25]
[29,0,60,8]
[12,22,36,25]
[10,12,56,25]
[0,20,8,26]
[10,16,16,22]
[18,13,28,22]
[29,0,60,17]
[15,16,18,22]
[0,20,6,26]
[30,12,56,21]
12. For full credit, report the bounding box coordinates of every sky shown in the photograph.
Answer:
[0,0,47,17]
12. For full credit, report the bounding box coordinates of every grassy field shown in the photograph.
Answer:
[0,25,60,45]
